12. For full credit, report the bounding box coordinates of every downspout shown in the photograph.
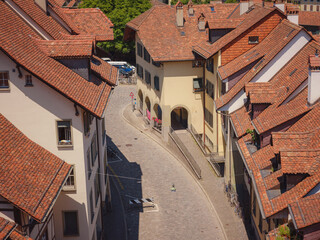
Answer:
[95,117,104,238]
[203,61,206,146]
[216,68,219,153]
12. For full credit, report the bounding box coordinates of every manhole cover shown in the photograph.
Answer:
[126,144,133,147]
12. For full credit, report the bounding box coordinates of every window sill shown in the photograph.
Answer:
[0,88,10,92]
[62,187,76,193]
[25,84,33,87]
[193,88,204,93]
[58,144,73,149]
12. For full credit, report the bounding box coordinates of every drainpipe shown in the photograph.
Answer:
[203,61,206,146]
[216,72,219,154]
[95,118,104,239]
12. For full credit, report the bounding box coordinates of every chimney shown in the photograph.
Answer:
[275,0,285,13]
[286,4,299,25]
[308,52,320,105]
[176,1,184,27]
[240,0,253,15]
[35,0,48,13]
[198,13,205,31]
[187,0,194,16]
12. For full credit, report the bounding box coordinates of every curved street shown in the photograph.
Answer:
[105,85,225,240]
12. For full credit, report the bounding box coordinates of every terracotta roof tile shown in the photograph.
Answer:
[125,3,240,61]
[216,20,302,108]
[289,192,320,229]
[264,169,283,190]
[91,56,118,86]
[206,18,242,29]
[193,5,284,59]
[309,54,320,68]
[299,11,320,27]
[230,106,253,137]
[8,230,33,240]
[0,2,115,118]
[0,218,16,240]
[252,144,274,170]
[36,39,93,58]
[280,149,320,175]
[0,114,72,223]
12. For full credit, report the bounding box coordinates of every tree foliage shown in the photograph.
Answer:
[79,0,151,56]
[171,0,211,4]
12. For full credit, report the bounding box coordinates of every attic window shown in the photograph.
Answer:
[289,68,297,76]
[210,6,215,12]
[249,36,259,44]
[254,58,265,70]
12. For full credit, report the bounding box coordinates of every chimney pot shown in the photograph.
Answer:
[176,1,184,27]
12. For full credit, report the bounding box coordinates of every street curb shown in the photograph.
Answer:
[121,104,228,240]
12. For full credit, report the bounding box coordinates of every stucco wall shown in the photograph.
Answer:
[0,51,102,240]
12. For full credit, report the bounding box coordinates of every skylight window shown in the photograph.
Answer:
[289,68,297,76]
[210,6,215,12]
[180,31,185,36]
[249,36,259,44]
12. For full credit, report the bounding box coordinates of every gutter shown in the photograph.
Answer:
[0,48,105,119]
[288,204,299,230]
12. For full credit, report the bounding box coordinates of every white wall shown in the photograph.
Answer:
[0,51,102,240]
[308,70,320,105]
[252,31,311,83]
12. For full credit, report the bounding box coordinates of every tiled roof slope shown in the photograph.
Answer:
[299,11,320,27]
[193,5,285,59]
[206,18,243,29]
[0,218,16,240]
[36,40,93,58]
[216,20,303,108]
[0,114,72,223]
[289,193,320,229]
[125,3,240,61]
[0,1,116,118]
[91,56,118,86]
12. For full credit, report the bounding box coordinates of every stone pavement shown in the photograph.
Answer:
[105,85,225,240]
[121,91,249,239]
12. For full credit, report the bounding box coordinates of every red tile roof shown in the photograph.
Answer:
[0,114,72,223]
[9,231,33,240]
[206,18,242,29]
[61,8,114,41]
[125,3,240,61]
[230,106,253,137]
[309,54,320,68]
[289,193,320,229]
[0,218,16,240]
[91,56,118,86]
[0,1,116,118]
[216,20,303,108]
[280,149,320,175]
[36,40,93,58]
[193,5,285,59]
[299,11,320,27]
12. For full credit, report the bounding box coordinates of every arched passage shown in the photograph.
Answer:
[145,96,151,121]
[153,103,162,120]
[171,107,188,130]
[138,90,143,111]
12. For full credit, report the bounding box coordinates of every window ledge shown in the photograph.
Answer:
[0,88,10,92]
[193,88,204,93]
[25,84,33,87]
[62,187,76,192]
[58,144,74,149]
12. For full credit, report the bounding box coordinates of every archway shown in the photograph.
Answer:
[153,103,162,130]
[138,90,143,112]
[145,96,151,121]
[171,107,188,130]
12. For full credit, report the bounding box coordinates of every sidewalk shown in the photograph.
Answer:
[123,105,249,240]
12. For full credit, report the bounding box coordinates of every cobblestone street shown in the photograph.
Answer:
[105,85,225,240]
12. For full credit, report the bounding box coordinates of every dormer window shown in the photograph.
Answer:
[249,36,259,44]
[210,6,215,12]
[25,75,33,87]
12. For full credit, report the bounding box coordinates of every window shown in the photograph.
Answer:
[152,59,161,67]
[310,5,313,11]
[248,36,259,44]
[193,78,203,92]
[206,80,214,99]
[136,64,144,79]
[57,121,72,146]
[63,211,79,236]
[25,75,33,86]
[63,166,76,191]
[91,132,98,166]
[0,71,9,89]
[258,211,263,233]
[145,70,151,85]
[304,4,307,10]
[87,148,92,179]
[83,111,91,136]
[204,108,213,128]
[206,58,214,73]
[154,76,160,91]
[192,60,204,68]
[90,191,94,223]
[144,48,151,63]
[137,42,143,57]
[94,174,100,206]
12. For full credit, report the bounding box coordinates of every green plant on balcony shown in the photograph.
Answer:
[246,129,256,142]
